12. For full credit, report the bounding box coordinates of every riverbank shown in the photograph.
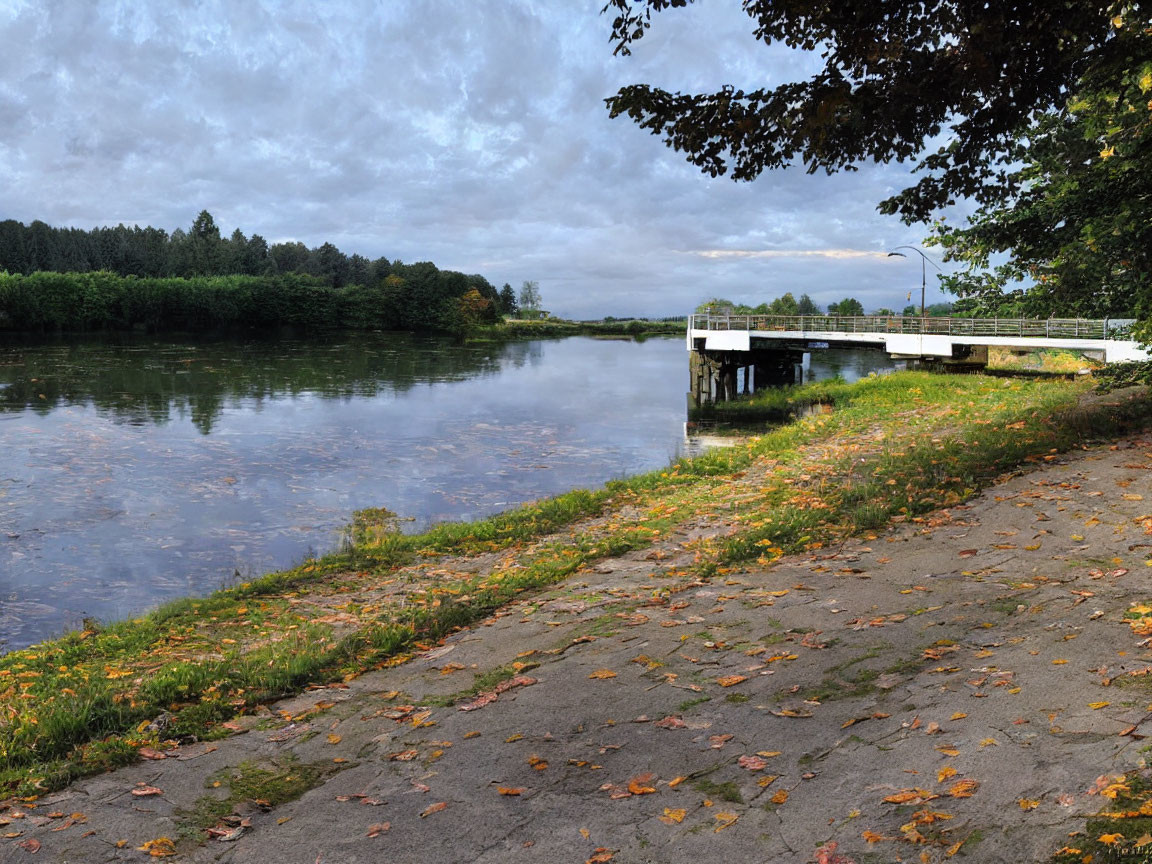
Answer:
[1,373,1150,859]
[472,318,685,341]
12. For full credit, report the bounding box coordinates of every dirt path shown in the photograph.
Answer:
[5,431,1152,864]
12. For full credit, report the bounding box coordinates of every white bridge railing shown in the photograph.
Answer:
[687,314,1115,340]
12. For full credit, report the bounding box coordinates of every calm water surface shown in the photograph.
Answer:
[0,334,892,650]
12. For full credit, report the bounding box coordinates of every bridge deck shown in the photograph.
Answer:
[686,314,1148,364]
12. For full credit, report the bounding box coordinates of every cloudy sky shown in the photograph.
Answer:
[0,0,962,318]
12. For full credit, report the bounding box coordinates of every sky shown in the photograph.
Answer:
[0,0,964,318]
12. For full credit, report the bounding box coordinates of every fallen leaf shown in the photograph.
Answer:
[654,716,687,729]
[947,780,979,798]
[327,734,342,745]
[627,773,657,795]
[586,848,615,864]
[950,712,967,721]
[770,790,789,805]
[588,669,617,680]
[497,787,524,796]
[937,766,957,783]
[738,755,768,771]
[131,786,163,797]
[884,789,935,805]
[659,808,686,825]
[714,811,740,831]
[1089,701,1111,710]
[420,802,447,818]
[366,822,390,838]
[138,838,178,858]
[717,675,747,687]
[1018,798,1040,810]
[17,838,39,854]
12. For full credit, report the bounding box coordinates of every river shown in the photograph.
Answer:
[0,333,892,650]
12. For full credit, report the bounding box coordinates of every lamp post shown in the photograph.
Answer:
[886,246,941,319]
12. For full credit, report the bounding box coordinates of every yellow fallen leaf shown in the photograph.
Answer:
[935,746,960,757]
[1052,659,1068,665]
[588,669,617,679]
[138,838,178,858]
[1018,798,1040,810]
[1089,701,1110,710]
[862,830,885,843]
[717,675,747,687]
[950,712,967,721]
[659,808,686,825]
[756,751,782,758]
[937,766,958,783]
[1124,494,1145,501]
[757,775,779,788]
[497,787,524,796]
[979,738,998,747]
[770,789,789,805]
[714,811,740,831]
[668,776,687,788]
[766,590,789,597]
[1099,833,1124,846]
[579,828,590,839]
[326,734,342,745]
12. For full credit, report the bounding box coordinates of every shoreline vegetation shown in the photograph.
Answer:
[1,369,1148,799]
[0,270,684,340]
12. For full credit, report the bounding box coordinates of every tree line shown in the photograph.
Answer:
[695,293,955,318]
[0,211,536,334]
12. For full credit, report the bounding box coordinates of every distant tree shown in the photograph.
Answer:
[518,280,542,311]
[902,304,918,316]
[796,294,822,316]
[348,253,371,287]
[872,307,895,316]
[828,297,865,316]
[245,234,270,275]
[498,283,518,316]
[767,292,799,315]
[695,297,735,314]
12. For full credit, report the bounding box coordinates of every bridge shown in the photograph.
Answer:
[686,313,1149,405]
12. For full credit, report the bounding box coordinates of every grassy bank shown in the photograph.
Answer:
[473,317,685,341]
[0,372,1147,798]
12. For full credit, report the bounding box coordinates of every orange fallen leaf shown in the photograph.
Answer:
[937,766,958,783]
[1099,833,1124,846]
[667,776,687,788]
[586,849,615,864]
[327,734,342,745]
[947,779,979,798]
[717,675,747,687]
[627,773,658,795]
[420,802,448,818]
[862,830,885,843]
[770,789,789,805]
[366,822,390,837]
[884,789,935,805]
[588,669,617,679]
[1018,798,1040,810]
[497,787,524,796]
[659,808,686,824]
[17,838,40,854]
[131,785,163,797]
[950,712,967,721]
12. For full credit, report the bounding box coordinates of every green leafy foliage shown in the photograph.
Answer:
[602,1,1147,223]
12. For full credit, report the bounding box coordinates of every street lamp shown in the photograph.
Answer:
[887,246,942,319]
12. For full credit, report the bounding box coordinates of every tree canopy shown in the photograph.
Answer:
[602,1,1148,222]
[930,54,1152,335]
